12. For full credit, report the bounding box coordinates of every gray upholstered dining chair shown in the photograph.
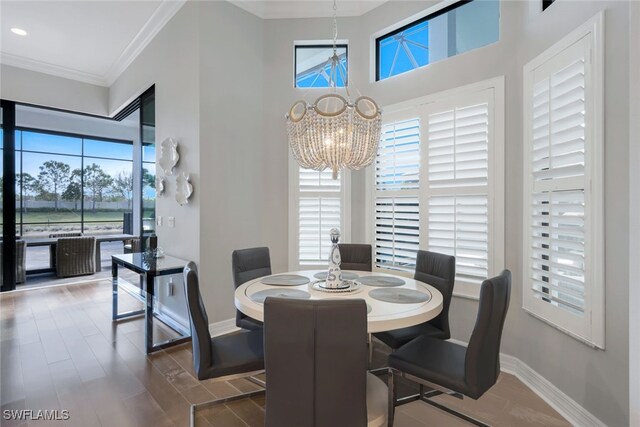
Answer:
[231,247,271,330]
[55,236,96,278]
[387,270,511,427]
[374,250,455,350]
[338,243,373,271]
[264,297,387,427]
[183,262,265,426]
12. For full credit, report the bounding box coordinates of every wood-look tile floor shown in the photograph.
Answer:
[0,280,570,427]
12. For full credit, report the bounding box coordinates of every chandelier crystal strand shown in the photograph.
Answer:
[286,0,381,180]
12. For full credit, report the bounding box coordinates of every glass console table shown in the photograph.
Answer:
[112,253,191,354]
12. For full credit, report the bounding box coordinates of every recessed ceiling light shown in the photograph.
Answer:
[11,28,28,36]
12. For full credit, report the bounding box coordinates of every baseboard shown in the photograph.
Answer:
[449,339,605,426]
[209,318,241,337]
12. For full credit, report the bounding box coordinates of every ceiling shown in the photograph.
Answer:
[0,0,386,88]
[0,0,186,86]
[230,1,387,20]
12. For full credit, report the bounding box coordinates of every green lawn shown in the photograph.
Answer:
[18,210,127,223]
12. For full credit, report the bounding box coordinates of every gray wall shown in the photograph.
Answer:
[109,2,201,268]
[0,64,109,115]
[628,2,640,425]
[198,1,266,320]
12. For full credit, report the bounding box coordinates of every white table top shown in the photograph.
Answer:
[234,270,443,333]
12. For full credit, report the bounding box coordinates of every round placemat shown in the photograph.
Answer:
[313,271,360,280]
[249,289,311,304]
[358,276,405,287]
[369,288,431,304]
[260,274,310,286]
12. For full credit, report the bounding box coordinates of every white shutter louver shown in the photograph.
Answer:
[426,101,491,286]
[375,117,421,271]
[374,196,420,271]
[531,190,585,314]
[428,195,489,284]
[428,103,489,188]
[529,56,587,315]
[377,119,420,191]
[297,168,342,266]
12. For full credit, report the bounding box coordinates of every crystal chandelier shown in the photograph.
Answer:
[286,0,382,180]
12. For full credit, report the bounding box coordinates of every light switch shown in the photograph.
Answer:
[157,216,163,227]
[168,217,175,228]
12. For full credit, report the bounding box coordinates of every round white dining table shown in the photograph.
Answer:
[234,270,443,333]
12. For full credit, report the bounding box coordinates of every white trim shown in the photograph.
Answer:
[521,12,605,349]
[0,0,185,88]
[0,52,108,86]
[448,339,605,427]
[208,318,240,337]
[105,0,187,86]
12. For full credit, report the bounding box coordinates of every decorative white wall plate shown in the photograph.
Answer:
[175,172,193,206]
[155,176,166,196]
[159,137,179,176]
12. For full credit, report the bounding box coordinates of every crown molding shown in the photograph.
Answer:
[104,0,187,86]
[0,52,109,86]
[0,0,186,88]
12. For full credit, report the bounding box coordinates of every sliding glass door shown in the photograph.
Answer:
[1,101,17,291]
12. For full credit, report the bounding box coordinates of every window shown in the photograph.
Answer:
[522,14,604,347]
[295,44,348,88]
[374,117,421,272]
[14,129,134,238]
[289,164,349,268]
[375,0,500,81]
[371,78,504,297]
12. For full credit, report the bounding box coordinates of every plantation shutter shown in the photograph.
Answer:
[374,117,421,272]
[425,96,492,286]
[529,48,587,314]
[522,19,603,347]
[298,168,342,266]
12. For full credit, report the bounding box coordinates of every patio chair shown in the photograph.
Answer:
[49,232,82,268]
[55,236,96,278]
[0,240,27,284]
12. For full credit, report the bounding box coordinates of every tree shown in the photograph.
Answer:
[37,161,70,211]
[17,173,38,198]
[112,171,133,209]
[62,169,82,210]
[142,168,155,190]
[17,173,38,213]
[83,163,113,212]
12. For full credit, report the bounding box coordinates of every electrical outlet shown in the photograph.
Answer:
[157,216,163,227]
[168,217,175,228]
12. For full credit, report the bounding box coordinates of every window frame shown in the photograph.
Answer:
[288,154,351,270]
[366,77,505,298]
[293,42,349,89]
[522,12,605,348]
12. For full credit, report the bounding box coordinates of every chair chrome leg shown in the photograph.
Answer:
[190,388,266,427]
[387,368,396,427]
[368,333,374,368]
